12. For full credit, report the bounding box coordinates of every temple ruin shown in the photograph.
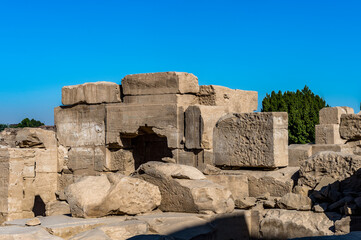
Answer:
[0,71,361,239]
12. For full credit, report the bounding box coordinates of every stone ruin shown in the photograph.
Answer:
[0,71,360,239]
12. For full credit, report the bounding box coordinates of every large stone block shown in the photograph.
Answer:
[106,104,184,149]
[122,72,199,95]
[94,148,134,175]
[214,112,288,168]
[55,105,106,147]
[288,144,312,167]
[319,106,354,125]
[68,147,105,172]
[15,128,57,149]
[171,149,214,167]
[206,174,249,200]
[198,85,258,113]
[35,149,58,173]
[123,94,197,108]
[315,124,345,144]
[340,114,361,140]
[312,144,342,155]
[185,105,228,149]
[62,81,121,106]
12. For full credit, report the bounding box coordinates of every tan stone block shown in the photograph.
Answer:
[15,128,57,149]
[206,174,249,200]
[67,147,105,171]
[54,104,106,147]
[35,149,58,173]
[106,104,184,149]
[315,124,345,144]
[319,106,354,125]
[62,81,121,105]
[340,114,361,140]
[57,145,69,173]
[123,94,198,108]
[214,112,288,168]
[198,85,258,113]
[312,144,342,155]
[34,173,57,203]
[185,105,228,149]
[288,144,312,167]
[94,148,135,175]
[122,72,199,95]
[22,178,35,212]
[58,173,74,194]
[23,165,35,178]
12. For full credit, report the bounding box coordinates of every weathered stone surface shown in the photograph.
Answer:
[69,228,111,240]
[0,226,62,240]
[55,104,106,147]
[62,81,121,105]
[260,209,334,239]
[122,72,199,95]
[46,201,71,216]
[340,114,361,140]
[312,144,342,155]
[68,146,105,172]
[206,174,249,200]
[0,128,19,148]
[222,167,298,197]
[106,104,184,149]
[298,151,361,189]
[234,197,256,209]
[15,128,57,149]
[185,105,228,149]
[138,161,206,180]
[95,148,134,175]
[171,149,211,167]
[277,193,312,211]
[316,124,345,144]
[288,144,313,167]
[139,174,234,214]
[198,164,221,175]
[100,175,161,216]
[319,107,354,125]
[65,175,112,218]
[25,217,41,226]
[198,85,258,113]
[35,149,58,173]
[213,112,288,168]
[123,94,197,108]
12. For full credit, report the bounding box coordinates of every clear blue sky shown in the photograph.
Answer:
[0,0,360,125]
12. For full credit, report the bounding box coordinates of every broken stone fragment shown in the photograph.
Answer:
[25,217,41,226]
[277,193,312,211]
[15,128,57,149]
[234,197,256,209]
[340,114,361,141]
[45,201,70,216]
[62,81,121,106]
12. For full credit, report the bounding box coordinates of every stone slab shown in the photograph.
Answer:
[312,144,342,155]
[315,124,345,144]
[55,104,106,147]
[198,85,258,113]
[62,81,121,106]
[288,144,312,167]
[122,72,199,95]
[319,106,354,125]
[206,174,249,200]
[214,112,288,168]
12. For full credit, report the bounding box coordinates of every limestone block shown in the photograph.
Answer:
[0,128,19,148]
[94,148,134,175]
[34,173,57,203]
[62,81,121,105]
[15,128,57,149]
[198,85,258,113]
[277,193,312,211]
[22,178,35,212]
[213,112,288,168]
[54,104,106,147]
[288,144,312,167]
[298,151,361,189]
[340,114,361,140]
[45,201,71,216]
[206,174,249,201]
[260,209,334,239]
[185,105,228,149]
[312,144,342,155]
[315,124,345,144]
[35,149,58,173]
[67,146,105,172]
[319,106,354,125]
[123,94,197,108]
[0,226,63,240]
[122,72,199,95]
[106,104,184,149]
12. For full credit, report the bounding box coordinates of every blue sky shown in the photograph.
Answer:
[0,0,360,124]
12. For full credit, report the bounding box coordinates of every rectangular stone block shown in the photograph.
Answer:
[55,104,106,147]
[94,148,134,175]
[206,174,249,199]
[315,124,345,144]
[122,72,199,95]
[62,81,121,106]
[68,146,105,172]
[35,149,58,173]
[185,105,228,149]
[214,112,288,168]
[319,107,354,125]
[123,94,197,108]
[198,85,258,113]
[340,114,361,141]
[106,104,184,149]
[312,144,342,155]
[288,144,312,167]
[34,172,57,203]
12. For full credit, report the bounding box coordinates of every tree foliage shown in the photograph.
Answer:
[14,118,45,128]
[261,86,329,144]
[0,124,8,132]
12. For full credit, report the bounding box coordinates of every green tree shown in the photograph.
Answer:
[14,118,45,128]
[262,86,329,144]
[0,124,8,132]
